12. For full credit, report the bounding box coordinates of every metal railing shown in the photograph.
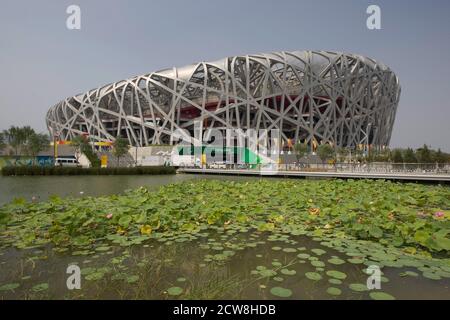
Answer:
[183,162,450,175]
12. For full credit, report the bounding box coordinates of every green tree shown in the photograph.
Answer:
[416,144,432,163]
[403,148,417,163]
[294,141,308,163]
[336,147,349,163]
[381,148,391,162]
[71,135,89,162]
[2,126,36,156]
[21,126,35,143]
[369,148,390,162]
[353,147,364,162]
[25,133,50,164]
[70,135,101,167]
[317,144,335,163]
[3,126,22,155]
[0,132,6,153]
[432,148,447,164]
[112,137,129,166]
[391,149,403,163]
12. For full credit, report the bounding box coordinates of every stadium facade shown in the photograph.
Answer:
[46,50,400,149]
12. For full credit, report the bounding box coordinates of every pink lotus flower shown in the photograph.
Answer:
[434,211,445,218]
[106,213,113,219]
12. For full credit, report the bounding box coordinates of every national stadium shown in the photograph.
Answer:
[46,50,400,150]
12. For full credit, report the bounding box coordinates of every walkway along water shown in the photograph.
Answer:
[178,168,450,183]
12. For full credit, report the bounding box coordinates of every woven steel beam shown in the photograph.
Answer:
[46,50,401,149]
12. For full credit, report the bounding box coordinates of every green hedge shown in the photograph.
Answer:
[1,166,176,176]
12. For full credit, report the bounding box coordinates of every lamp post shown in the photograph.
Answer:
[365,123,372,158]
[348,145,355,172]
[135,144,138,167]
[53,131,60,163]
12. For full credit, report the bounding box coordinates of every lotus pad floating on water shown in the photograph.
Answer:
[326,270,347,280]
[326,287,342,296]
[0,283,20,291]
[270,287,292,298]
[0,179,449,300]
[369,291,395,300]
[280,269,296,276]
[305,272,322,281]
[349,283,368,292]
[167,287,183,296]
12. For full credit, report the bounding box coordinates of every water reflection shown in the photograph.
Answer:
[0,174,263,205]
[0,230,448,300]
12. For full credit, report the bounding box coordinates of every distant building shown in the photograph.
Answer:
[46,50,400,149]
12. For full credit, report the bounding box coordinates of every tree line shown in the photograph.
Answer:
[294,142,450,164]
[0,126,50,161]
[0,127,130,167]
[1,126,448,166]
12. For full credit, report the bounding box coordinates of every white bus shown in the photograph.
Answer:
[54,157,81,167]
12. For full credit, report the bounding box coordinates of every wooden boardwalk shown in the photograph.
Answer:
[178,168,450,183]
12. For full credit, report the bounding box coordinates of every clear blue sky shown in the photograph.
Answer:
[1,0,449,150]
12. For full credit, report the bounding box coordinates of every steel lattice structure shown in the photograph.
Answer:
[46,50,400,148]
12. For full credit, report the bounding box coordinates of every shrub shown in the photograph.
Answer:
[1,166,176,176]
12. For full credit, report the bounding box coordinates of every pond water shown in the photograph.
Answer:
[1,227,448,299]
[0,175,449,300]
[0,174,261,205]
